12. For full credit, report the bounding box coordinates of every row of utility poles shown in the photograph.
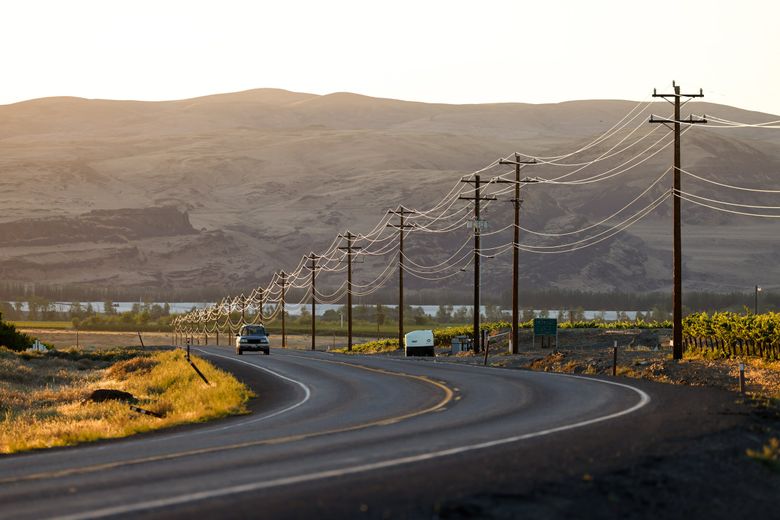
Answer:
[178,81,706,362]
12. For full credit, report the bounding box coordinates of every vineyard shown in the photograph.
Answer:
[338,314,779,361]
[684,312,780,360]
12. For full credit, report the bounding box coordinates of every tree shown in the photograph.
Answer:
[409,306,430,325]
[69,302,84,320]
[485,304,505,322]
[104,301,117,315]
[0,302,17,320]
[321,309,340,322]
[0,311,33,351]
[435,305,453,323]
[521,308,536,321]
[650,306,670,321]
[453,306,469,323]
[375,304,386,327]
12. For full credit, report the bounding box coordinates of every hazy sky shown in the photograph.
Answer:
[2,0,779,114]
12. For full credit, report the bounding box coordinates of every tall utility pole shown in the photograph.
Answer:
[650,81,707,360]
[278,271,287,348]
[459,175,497,352]
[497,155,537,354]
[387,207,417,350]
[338,231,362,351]
[307,254,321,351]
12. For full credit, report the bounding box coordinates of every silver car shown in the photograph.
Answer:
[235,325,270,355]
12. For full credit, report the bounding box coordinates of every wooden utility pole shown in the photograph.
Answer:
[650,81,707,359]
[387,207,417,350]
[278,271,287,347]
[258,288,264,324]
[459,175,496,352]
[338,231,362,351]
[307,254,321,351]
[497,156,537,354]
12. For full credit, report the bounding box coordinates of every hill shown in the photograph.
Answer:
[0,89,778,300]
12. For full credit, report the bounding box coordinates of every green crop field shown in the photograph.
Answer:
[10,321,74,330]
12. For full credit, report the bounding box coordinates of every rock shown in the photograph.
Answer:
[85,389,137,403]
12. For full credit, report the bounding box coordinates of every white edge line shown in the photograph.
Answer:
[183,349,313,434]
[53,372,650,520]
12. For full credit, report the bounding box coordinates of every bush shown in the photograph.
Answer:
[0,312,33,351]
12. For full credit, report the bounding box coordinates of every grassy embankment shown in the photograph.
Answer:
[0,348,252,454]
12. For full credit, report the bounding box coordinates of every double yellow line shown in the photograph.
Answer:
[0,357,454,485]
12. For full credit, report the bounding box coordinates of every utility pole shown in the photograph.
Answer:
[496,155,538,354]
[459,175,497,352]
[387,207,417,350]
[258,287,264,324]
[278,271,287,348]
[307,254,321,351]
[650,81,707,360]
[338,231,362,351]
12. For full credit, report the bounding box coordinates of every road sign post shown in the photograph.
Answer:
[533,318,558,349]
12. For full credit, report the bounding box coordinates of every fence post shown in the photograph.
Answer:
[612,340,618,376]
[739,363,745,393]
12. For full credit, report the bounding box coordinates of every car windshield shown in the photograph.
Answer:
[241,326,266,336]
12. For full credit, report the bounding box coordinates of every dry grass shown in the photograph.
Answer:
[747,438,780,471]
[517,348,780,400]
[0,347,252,454]
[17,329,172,350]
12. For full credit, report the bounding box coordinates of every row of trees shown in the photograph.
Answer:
[291,304,673,327]
[2,280,775,313]
[0,300,172,322]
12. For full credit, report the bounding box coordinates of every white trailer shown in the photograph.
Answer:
[404,329,434,357]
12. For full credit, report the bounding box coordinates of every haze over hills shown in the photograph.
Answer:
[0,89,778,301]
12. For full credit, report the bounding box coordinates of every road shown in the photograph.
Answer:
[0,347,743,519]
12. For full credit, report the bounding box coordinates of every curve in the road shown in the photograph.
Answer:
[0,350,453,486]
[50,358,650,520]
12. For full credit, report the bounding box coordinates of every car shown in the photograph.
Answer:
[235,324,270,355]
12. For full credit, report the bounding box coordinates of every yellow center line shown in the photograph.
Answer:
[0,355,454,485]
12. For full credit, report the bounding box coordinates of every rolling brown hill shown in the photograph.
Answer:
[0,89,778,299]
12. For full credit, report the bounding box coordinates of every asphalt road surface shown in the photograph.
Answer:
[0,347,744,519]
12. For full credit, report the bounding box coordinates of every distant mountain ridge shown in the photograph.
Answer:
[0,88,778,296]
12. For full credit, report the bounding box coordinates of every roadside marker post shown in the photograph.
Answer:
[612,340,618,376]
[137,331,145,350]
[739,363,746,393]
[483,330,490,366]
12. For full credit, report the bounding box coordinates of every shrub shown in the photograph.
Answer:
[0,312,33,351]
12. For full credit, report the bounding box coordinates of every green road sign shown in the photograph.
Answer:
[533,318,557,336]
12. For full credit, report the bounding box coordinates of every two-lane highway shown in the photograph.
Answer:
[0,346,738,519]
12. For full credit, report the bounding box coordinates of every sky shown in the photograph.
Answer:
[2,0,779,114]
